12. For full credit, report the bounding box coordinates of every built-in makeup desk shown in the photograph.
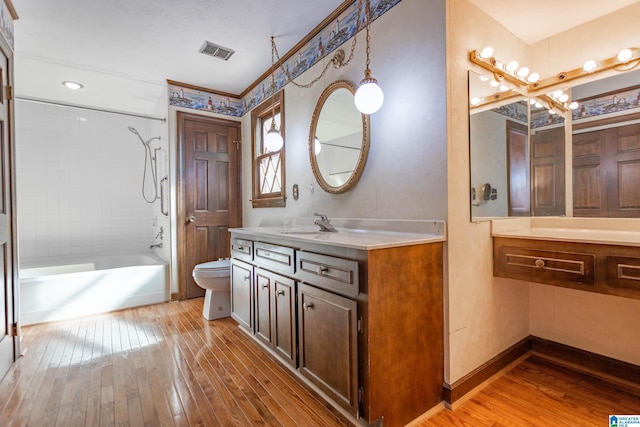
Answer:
[491,217,640,299]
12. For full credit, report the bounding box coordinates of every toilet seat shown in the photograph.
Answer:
[193,259,230,279]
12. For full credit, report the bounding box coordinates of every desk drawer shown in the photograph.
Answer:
[495,245,595,285]
[254,242,295,275]
[606,256,640,290]
[296,250,358,297]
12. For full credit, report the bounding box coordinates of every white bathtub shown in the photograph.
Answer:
[19,253,169,325]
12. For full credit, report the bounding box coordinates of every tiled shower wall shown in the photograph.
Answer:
[16,100,168,260]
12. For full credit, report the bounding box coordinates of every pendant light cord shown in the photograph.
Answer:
[271,0,364,89]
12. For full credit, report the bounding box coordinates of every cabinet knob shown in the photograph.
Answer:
[243,275,250,281]
[237,245,244,251]
[534,259,546,268]
[316,265,329,275]
[277,290,285,296]
[303,302,314,311]
[261,283,269,289]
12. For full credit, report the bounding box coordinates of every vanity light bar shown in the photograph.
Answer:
[469,49,530,89]
[527,47,640,92]
[469,89,521,110]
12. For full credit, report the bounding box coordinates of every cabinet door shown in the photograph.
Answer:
[273,275,296,367]
[230,259,253,331]
[298,283,358,415]
[255,269,272,346]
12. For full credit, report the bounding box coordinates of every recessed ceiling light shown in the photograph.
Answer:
[62,81,84,90]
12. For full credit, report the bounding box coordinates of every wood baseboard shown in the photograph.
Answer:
[443,337,531,404]
[443,335,640,404]
[530,336,640,386]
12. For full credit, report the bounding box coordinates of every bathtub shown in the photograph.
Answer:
[19,253,169,325]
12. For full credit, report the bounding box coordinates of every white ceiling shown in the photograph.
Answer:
[11,0,640,99]
[467,0,640,45]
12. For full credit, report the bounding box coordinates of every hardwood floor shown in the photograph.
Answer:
[0,299,638,426]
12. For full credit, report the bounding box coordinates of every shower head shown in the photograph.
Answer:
[128,126,139,136]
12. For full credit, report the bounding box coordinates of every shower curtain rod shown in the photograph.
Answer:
[16,96,167,122]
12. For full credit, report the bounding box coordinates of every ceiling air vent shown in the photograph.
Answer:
[199,41,235,61]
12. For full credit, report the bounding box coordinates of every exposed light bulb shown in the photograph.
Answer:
[551,90,564,99]
[583,59,597,72]
[549,109,557,115]
[559,94,569,103]
[479,75,489,82]
[527,72,540,83]
[569,101,579,110]
[516,67,530,79]
[479,46,494,59]
[489,80,500,87]
[470,96,481,106]
[535,102,543,109]
[617,48,633,62]
[355,78,384,115]
[499,84,509,92]
[314,137,322,155]
[529,98,536,105]
[506,61,519,73]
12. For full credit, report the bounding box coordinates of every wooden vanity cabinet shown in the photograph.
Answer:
[255,268,297,367]
[230,232,444,427]
[230,258,253,331]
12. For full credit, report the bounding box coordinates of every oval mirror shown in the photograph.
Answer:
[309,80,370,194]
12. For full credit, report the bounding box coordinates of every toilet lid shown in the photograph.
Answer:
[195,259,230,271]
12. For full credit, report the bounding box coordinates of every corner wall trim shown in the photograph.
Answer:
[442,337,531,404]
[443,336,640,405]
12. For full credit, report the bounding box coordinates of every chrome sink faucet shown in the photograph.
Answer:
[314,212,337,232]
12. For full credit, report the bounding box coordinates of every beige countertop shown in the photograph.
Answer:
[230,219,446,250]
[491,217,640,247]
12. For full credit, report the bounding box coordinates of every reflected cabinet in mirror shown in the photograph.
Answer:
[309,80,370,194]
[469,70,566,218]
[469,67,640,219]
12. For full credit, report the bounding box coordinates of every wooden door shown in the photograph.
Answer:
[605,123,640,217]
[506,120,530,216]
[298,283,358,415]
[0,44,17,380]
[531,127,565,216]
[573,123,640,217]
[177,112,241,299]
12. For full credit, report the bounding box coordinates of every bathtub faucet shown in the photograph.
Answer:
[150,243,163,249]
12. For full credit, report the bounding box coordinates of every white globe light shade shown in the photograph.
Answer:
[354,82,384,114]
[264,129,284,152]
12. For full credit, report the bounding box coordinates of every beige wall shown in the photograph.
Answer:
[526,3,640,366]
[445,0,531,384]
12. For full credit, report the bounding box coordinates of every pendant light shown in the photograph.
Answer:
[354,0,384,114]
[265,36,284,152]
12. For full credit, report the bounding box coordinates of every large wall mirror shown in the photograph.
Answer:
[309,80,370,194]
[469,67,640,219]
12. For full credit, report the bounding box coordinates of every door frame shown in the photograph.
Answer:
[175,111,242,301]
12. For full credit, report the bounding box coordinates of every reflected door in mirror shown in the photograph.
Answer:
[507,121,530,216]
[531,127,565,216]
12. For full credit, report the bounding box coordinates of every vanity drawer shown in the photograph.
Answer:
[254,242,295,275]
[231,237,253,262]
[296,250,359,297]
[494,244,595,285]
[606,256,640,290]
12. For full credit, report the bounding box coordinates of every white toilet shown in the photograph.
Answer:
[192,259,231,320]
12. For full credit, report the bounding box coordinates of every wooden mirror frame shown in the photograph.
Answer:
[308,80,370,194]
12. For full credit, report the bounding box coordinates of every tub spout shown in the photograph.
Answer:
[150,243,163,249]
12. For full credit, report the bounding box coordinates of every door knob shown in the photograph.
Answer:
[188,215,196,223]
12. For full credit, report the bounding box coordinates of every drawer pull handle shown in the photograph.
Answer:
[261,283,268,289]
[534,259,546,268]
[303,302,314,311]
[277,290,285,296]
[316,265,329,275]
[243,275,250,281]
[237,245,244,250]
